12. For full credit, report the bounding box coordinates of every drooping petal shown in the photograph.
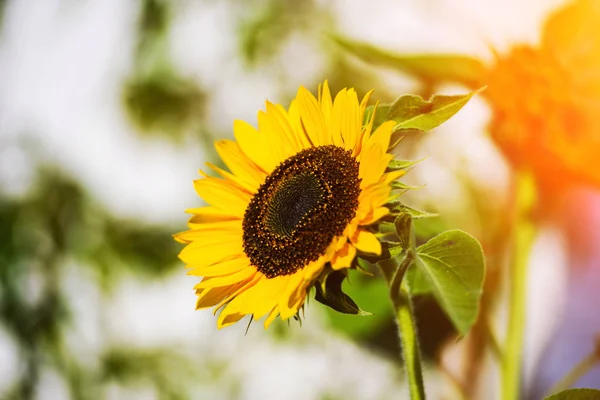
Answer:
[357,206,390,226]
[331,242,357,270]
[351,229,382,256]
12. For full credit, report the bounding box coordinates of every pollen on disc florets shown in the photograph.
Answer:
[242,145,361,278]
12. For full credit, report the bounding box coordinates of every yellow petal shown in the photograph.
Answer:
[359,182,392,209]
[193,177,250,217]
[341,88,360,150]
[205,162,256,194]
[174,220,242,244]
[195,286,232,309]
[368,120,395,153]
[213,272,264,315]
[233,120,280,173]
[328,88,346,147]
[360,89,374,117]
[187,256,250,277]
[358,144,389,188]
[214,139,265,190]
[194,267,256,288]
[319,81,339,145]
[385,169,407,184]
[186,207,241,228]
[178,238,243,266]
[358,206,389,226]
[221,275,288,320]
[297,86,329,146]
[276,102,311,149]
[278,273,307,319]
[264,101,304,155]
[263,305,279,329]
[217,311,246,329]
[351,229,382,255]
[331,242,357,270]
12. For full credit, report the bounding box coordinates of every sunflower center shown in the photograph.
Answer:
[242,145,361,278]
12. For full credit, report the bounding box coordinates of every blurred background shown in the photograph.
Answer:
[1,0,599,399]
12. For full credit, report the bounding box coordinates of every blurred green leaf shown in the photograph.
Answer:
[545,389,600,400]
[332,35,487,89]
[412,230,485,335]
[122,71,206,140]
[238,1,316,66]
[388,89,484,132]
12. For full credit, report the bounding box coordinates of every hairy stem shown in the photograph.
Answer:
[502,171,536,400]
[391,253,426,400]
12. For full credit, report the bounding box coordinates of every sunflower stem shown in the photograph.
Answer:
[390,252,426,400]
[502,171,536,400]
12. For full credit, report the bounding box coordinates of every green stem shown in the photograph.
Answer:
[502,171,537,400]
[391,253,426,400]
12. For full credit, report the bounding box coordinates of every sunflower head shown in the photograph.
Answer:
[486,0,600,190]
[175,81,404,329]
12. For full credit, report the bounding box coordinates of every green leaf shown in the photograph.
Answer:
[388,202,438,219]
[405,264,432,295]
[314,271,371,315]
[413,230,485,335]
[388,158,425,171]
[545,389,600,400]
[332,35,487,89]
[388,89,484,132]
[363,104,391,130]
[390,181,425,190]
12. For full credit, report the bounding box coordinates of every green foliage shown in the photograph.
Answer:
[138,0,171,52]
[101,348,197,399]
[409,230,485,336]
[332,35,488,90]
[363,104,392,132]
[387,158,425,171]
[0,169,182,399]
[545,389,600,400]
[365,89,482,135]
[237,0,319,66]
[387,89,484,132]
[387,202,438,219]
[122,71,207,140]
[123,0,211,142]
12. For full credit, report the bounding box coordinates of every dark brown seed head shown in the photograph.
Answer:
[242,145,361,278]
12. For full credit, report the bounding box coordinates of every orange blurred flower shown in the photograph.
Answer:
[486,0,600,189]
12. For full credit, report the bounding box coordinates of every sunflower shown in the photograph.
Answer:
[486,0,600,190]
[174,81,402,329]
